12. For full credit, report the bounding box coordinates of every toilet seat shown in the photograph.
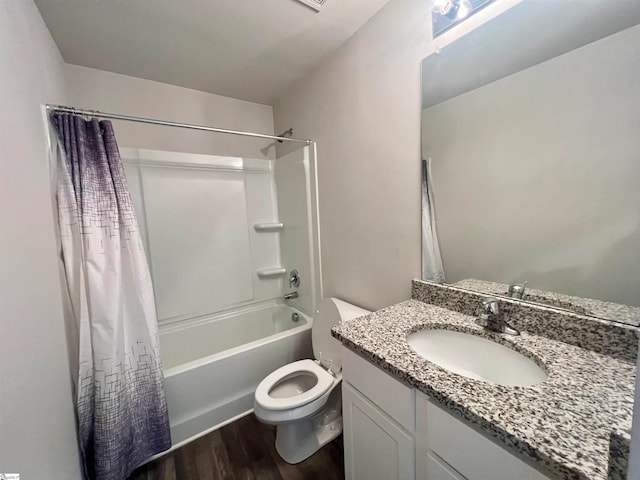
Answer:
[255,359,335,411]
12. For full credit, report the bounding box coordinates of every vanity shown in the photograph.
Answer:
[332,281,637,480]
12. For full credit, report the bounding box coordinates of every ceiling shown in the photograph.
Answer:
[35,0,391,105]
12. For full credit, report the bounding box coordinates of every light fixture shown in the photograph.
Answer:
[434,0,473,20]
[431,0,494,37]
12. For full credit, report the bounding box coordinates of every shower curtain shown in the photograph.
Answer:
[51,114,171,480]
[422,157,445,282]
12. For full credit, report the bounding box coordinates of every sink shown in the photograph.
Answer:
[406,329,547,386]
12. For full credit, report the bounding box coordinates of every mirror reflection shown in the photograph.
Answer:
[420,1,640,325]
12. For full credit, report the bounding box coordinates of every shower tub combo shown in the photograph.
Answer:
[122,145,322,456]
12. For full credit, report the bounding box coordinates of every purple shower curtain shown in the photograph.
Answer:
[52,114,171,480]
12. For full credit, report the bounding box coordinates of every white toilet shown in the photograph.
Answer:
[254,297,370,464]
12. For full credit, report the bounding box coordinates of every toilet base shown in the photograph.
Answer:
[275,414,342,464]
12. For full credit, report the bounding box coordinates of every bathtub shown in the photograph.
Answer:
[159,300,313,449]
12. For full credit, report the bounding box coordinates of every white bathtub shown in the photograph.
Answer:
[160,301,313,449]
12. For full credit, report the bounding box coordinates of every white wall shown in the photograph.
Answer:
[422,25,640,306]
[0,1,81,477]
[273,0,431,311]
[123,149,283,323]
[66,64,276,159]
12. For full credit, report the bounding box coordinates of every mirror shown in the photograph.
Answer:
[420,0,640,326]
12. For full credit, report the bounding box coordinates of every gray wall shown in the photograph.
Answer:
[0,0,81,476]
[422,25,640,306]
[273,0,430,311]
[66,64,276,159]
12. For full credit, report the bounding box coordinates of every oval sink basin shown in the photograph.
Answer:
[406,329,547,386]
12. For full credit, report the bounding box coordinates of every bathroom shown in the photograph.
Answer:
[1,0,639,479]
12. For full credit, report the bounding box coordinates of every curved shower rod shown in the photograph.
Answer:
[46,104,313,145]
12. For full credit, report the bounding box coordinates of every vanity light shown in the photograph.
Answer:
[431,0,494,37]
[436,0,473,20]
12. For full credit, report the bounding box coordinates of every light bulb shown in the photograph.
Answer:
[456,0,472,19]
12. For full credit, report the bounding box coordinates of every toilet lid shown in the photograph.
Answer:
[255,359,335,411]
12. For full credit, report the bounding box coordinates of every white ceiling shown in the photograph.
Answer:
[35,0,391,105]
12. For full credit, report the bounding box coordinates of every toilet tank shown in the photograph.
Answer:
[312,298,370,371]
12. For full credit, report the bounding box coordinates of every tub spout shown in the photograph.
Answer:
[283,291,298,300]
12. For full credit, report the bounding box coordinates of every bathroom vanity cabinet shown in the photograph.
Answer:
[341,346,551,480]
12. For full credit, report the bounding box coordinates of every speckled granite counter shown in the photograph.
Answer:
[332,299,636,480]
[454,278,640,327]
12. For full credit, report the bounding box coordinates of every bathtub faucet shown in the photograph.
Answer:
[283,291,298,300]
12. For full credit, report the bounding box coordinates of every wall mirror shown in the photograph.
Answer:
[420,0,640,326]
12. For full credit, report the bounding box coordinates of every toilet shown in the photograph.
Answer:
[254,297,370,464]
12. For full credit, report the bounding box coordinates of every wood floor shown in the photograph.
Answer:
[127,413,345,480]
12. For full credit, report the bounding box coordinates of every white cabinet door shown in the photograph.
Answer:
[341,346,415,431]
[424,451,467,480]
[415,393,551,480]
[343,382,415,480]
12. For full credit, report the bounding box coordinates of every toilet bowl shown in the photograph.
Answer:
[254,297,370,464]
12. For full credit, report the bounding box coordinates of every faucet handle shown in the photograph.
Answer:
[508,281,528,299]
[482,297,500,315]
[289,269,300,288]
[477,297,520,336]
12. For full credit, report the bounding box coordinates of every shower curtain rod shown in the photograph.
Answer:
[46,104,312,144]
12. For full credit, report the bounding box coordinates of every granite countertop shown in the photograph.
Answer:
[332,299,636,480]
[453,278,640,327]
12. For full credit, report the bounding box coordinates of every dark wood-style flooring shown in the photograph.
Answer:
[127,413,345,480]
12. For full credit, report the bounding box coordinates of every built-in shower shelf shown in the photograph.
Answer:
[256,267,287,279]
[253,222,284,232]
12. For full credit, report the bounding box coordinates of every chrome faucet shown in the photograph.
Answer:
[475,297,520,336]
[283,291,298,300]
[508,281,528,299]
